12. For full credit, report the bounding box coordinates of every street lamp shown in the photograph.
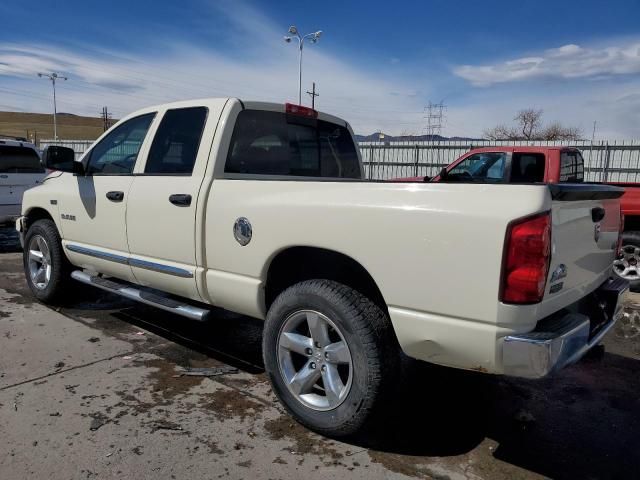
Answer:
[284,26,322,105]
[38,72,67,140]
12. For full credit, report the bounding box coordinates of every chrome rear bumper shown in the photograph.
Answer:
[503,277,628,379]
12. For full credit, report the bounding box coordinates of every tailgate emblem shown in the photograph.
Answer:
[594,223,601,243]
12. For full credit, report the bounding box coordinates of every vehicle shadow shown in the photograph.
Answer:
[0,226,21,253]
[58,286,640,479]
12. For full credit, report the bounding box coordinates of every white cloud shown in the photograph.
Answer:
[454,41,640,86]
[0,2,426,136]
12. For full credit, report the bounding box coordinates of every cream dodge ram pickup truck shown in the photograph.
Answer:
[17,98,627,436]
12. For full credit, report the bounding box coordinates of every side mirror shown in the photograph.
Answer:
[42,146,84,174]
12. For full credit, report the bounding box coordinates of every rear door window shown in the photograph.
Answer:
[510,153,545,182]
[559,151,584,182]
[145,107,208,175]
[0,146,44,174]
[224,110,361,178]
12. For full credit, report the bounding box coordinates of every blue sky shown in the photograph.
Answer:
[1,0,640,138]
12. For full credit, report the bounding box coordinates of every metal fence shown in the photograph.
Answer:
[359,140,640,182]
[42,138,640,182]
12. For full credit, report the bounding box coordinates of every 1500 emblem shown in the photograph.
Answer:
[61,214,76,221]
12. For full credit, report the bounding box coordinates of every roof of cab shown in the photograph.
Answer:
[469,146,580,153]
[119,98,350,129]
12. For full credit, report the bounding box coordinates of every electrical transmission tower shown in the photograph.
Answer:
[423,101,446,139]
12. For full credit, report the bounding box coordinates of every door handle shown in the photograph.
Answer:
[169,194,192,206]
[106,191,124,202]
[0,174,7,179]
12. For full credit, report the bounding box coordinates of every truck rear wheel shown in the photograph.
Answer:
[263,279,399,437]
[23,219,72,303]
[613,231,640,292]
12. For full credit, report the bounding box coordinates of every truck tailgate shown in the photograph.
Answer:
[546,184,623,301]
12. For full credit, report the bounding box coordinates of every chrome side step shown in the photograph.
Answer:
[70,270,210,322]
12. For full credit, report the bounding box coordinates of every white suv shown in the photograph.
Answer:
[0,138,46,225]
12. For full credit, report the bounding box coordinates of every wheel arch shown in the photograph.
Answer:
[24,207,57,231]
[264,246,387,312]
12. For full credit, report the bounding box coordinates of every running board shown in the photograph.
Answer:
[70,270,210,322]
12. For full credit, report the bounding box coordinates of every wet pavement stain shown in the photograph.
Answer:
[200,388,265,422]
[367,451,446,480]
[263,416,347,467]
[143,358,208,401]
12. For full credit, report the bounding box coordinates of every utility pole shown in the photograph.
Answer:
[306,82,319,109]
[38,72,67,140]
[100,107,113,132]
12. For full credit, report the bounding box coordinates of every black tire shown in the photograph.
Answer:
[617,231,640,292]
[23,219,72,303]
[263,279,400,438]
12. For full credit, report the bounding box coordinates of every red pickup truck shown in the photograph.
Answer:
[397,146,640,289]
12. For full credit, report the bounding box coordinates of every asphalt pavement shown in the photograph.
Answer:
[1,226,639,480]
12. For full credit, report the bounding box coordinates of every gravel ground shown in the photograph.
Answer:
[0,226,639,480]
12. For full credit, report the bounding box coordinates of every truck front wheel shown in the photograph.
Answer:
[23,219,72,303]
[263,279,399,437]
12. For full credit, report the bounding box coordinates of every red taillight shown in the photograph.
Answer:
[501,212,551,304]
[617,211,625,256]
[285,103,317,118]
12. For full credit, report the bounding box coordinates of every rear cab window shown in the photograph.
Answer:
[224,110,361,178]
[559,150,584,182]
[0,145,44,174]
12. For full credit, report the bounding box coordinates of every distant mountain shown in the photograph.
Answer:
[355,133,483,142]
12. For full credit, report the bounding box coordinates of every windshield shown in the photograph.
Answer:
[444,152,507,182]
[0,145,44,173]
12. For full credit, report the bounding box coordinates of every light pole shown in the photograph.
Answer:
[284,26,322,105]
[38,72,67,140]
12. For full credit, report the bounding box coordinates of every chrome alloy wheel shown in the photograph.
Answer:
[613,245,640,281]
[27,235,52,290]
[277,310,353,411]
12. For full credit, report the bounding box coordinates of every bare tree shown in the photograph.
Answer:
[484,109,581,141]
[484,124,517,141]
[541,122,581,141]
[515,109,543,140]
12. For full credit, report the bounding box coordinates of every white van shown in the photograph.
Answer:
[0,139,46,225]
